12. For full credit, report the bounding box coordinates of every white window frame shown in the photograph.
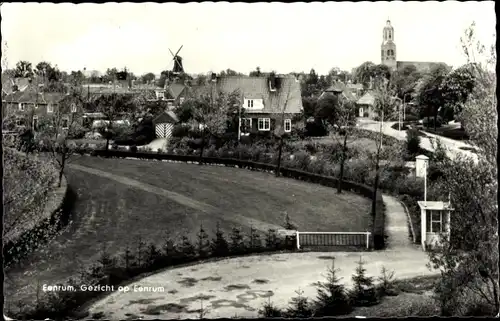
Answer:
[34,103,39,110]
[258,118,270,131]
[241,118,252,135]
[156,91,165,99]
[284,119,291,132]
[71,103,77,113]
[47,104,54,113]
[429,210,443,233]
[247,99,254,108]
[179,97,185,105]
[61,117,69,129]
[19,103,25,111]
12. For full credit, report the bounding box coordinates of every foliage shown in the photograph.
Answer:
[349,257,379,306]
[210,222,230,257]
[314,258,352,316]
[196,224,211,258]
[392,64,422,100]
[285,289,314,318]
[258,298,283,318]
[229,227,247,255]
[353,61,376,88]
[405,128,421,158]
[376,266,397,298]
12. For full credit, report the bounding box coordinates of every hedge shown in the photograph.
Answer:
[91,149,386,250]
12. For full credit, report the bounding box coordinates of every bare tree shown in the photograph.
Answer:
[37,91,83,187]
[271,79,295,178]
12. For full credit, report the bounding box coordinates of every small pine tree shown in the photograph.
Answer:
[178,235,196,260]
[123,243,134,272]
[285,289,314,318]
[258,297,283,318]
[249,226,263,252]
[210,222,230,257]
[146,243,161,268]
[376,266,396,298]
[135,236,147,268]
[314,258,352,316]
[349,257,378,307]
[229,227,246,255]
[196,224,211,258]
[265,229,277,249]
[97,244,115,282]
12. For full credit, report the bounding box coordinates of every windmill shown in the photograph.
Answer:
[169,45,184,75]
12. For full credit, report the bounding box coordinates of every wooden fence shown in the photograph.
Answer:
[296,231,371,250]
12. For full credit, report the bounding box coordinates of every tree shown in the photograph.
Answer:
[37,89,84,187]
[196,224,211,258]
[353,61,375,88]
[349,257,378,307]
[370,80,400,216]
[414,63,451,131]
[14,60,34,78]
[140,72,156,84]
[273,80,295,177]
[210,222,230,257]
[229,227,246,255]
[249,66,261,77]
[440,63,476,123]
[314,258,352,316]
[189,86,240,161]
[285,289,314,318]
[427,22,498,316]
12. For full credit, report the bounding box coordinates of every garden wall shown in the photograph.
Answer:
[90,149,387,250]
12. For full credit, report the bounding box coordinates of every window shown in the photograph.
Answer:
[426,210,443,233]
[247,99,254,108]
[19,103,25,111]
[16,118,26,126]
[284,119,291,132]
[34,104,39,110]
[241,118,252,135]
[179,97,185,105]
[33,116,38,130]
[71,103,77,113]
[62,118,69,129]
[258,118,270,131]
[389,31,392,39]
[156,91,165,99]
[47,104,54,113]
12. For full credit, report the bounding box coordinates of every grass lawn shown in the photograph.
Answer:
[420,125,470,141]
[4,156,372,308]
[295,136,379,154]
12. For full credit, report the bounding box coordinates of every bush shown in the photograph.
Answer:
[284,289,314,318]
[349,257,379,307]
[314,258,352,316]
[405,129,421,158]
[422,116,443,128]
[258,298,283,318]
[171,124,190,138]
[129,145,137,153]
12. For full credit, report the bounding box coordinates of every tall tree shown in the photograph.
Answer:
[440,63,476,124]
[353,61,376,88]
[14,60,34,78]
[141,72,155,84]
[427,22,497,316]
[414,63,451,131]
[272,81,295,178]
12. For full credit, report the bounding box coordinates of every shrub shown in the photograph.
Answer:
[349,257,379,307]
[210,222,230,257]
[376,266,398,298]
[229,227,247,255]
[196,224,211,259]
[111,143,118,150]
[258,298,283,318]
[422,116,443,128]
[405,129,421,158]
[171,124,190,138]
[129,145,137,153]
[314,258,352,316]
[285,289,314,318]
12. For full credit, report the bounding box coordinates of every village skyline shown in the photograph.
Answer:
[2,2,495,76]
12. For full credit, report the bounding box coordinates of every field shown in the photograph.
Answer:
[4,155,372,307]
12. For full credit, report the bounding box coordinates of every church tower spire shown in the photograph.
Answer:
[381,19,397,71]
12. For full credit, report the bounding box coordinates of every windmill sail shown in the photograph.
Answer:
[173,56,184,74]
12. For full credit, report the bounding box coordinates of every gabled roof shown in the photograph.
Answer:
[167,83,187,100]
[357,92,376,105]
[213,75,303,114]
[153,110,179,124]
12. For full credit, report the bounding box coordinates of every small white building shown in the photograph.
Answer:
[415,154,429,178]
[418,201,453,251]
[153,111,179,139]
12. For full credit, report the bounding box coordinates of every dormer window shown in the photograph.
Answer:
[269,80,277,92]
[247,99,254,108]
[47,103,54,113]
[19,103,25,111]
[71,103,77,113]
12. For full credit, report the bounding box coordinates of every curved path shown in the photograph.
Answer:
[357,119,478,162]
[85,165,434,319]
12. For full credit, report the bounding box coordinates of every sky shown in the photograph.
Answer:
[1,1,496,76]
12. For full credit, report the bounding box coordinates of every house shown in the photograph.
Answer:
[2,84,84,131]
[206,75,303,135]
[356,91,401,119]
[2,77,31,97]
[153,110,179,139]
[318,81,358,103]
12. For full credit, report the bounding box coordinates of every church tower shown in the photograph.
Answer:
[381,19,397,71]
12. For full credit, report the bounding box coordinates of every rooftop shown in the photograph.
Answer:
[417,201,454,211]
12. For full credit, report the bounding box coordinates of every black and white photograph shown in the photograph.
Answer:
[1,1,497,319]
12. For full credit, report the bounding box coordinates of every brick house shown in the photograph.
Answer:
[207,75,303,136]
[2,84,84,132]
